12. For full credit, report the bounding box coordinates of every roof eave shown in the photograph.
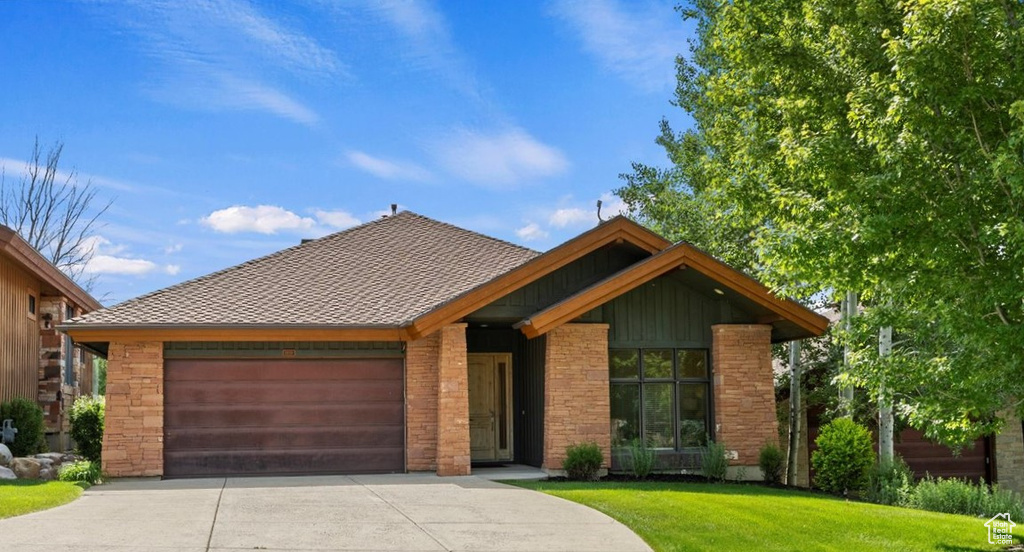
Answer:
[0,225,102,311]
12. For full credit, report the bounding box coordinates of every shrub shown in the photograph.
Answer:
[69,396,105,462]
[758,442,784,484]
[909,477,1024,520]
[0,396,47,457]
[58,460,101,484]
[563,442,603,481]
[628,439,655,479]
[866,456,913,506]
[701,440,729,482]
[811,418,875,495]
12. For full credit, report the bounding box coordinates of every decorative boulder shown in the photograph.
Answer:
[0,466,15,480]
[0,443,11,466]
[38,467,55,481]
[10,457,42,479]
[36,452,65,463]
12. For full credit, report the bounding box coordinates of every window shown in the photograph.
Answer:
[27,293,36,317]
[610,348,710,450]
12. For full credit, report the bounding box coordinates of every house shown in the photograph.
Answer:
[0,224,102,449]
[60,211,828,478]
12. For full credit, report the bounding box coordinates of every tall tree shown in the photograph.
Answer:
[620,0,1024,446]
[0,139,111,283]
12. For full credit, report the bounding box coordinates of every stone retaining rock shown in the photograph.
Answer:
[0,443,11,466]
[0,465,15,480]
[10,457,42,479]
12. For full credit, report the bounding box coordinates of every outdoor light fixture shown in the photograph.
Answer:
[42,313,53,328]
[713,288,725,295]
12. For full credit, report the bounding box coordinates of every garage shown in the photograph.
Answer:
[163,358,404,477]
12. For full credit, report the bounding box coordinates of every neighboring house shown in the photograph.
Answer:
[61,212,828,479]
[0,224,102,449]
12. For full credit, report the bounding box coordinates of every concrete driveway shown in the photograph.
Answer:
[0,474,651,552]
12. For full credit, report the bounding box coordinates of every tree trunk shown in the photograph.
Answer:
[840,291,857,415]
[787,340,802,486]
[878,325,894,463]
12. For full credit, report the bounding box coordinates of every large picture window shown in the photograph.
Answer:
[610,348,710,449]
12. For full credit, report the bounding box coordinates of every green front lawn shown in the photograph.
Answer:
[0,480,87,519]
[510,481,1017,552]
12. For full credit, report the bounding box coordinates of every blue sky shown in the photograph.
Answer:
[0,1,695,305]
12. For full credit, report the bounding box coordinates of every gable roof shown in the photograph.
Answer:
[403,216,670,339]
[515,240,830,341]
[65,212,539,335]
[0,225,100,311]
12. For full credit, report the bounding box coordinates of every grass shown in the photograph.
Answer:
[0,480,88,519]
[509,480,1019,552]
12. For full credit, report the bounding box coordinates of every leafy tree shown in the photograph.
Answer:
[620,0,1024,446]
[0,138,111,283]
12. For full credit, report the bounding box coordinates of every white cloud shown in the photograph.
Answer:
[163,243,184,254]
[432,128,569,187]
[85,255,159,276]
[201,205,316,234]
[345,150,432,181]
[76,235,167,276]
[314,209,361,229]
[549,207,593,228]
[516,223,549,242]
[363,0,482,100]
[550,0,688,92]
[598,191,628,218]
[165,264,181,275]
[98,0,343,125]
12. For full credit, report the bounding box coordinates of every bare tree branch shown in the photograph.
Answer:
[0,137,113,289]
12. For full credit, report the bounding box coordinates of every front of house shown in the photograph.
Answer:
[62,212,827,478]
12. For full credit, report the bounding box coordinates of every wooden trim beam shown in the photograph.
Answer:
[404,217,671,340]
[517,242,830,340]
[61,326,410,343]
[0,225,102,312]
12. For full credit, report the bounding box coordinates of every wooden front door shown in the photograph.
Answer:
[468,353,513,462]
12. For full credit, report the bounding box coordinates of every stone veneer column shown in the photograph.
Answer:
[995,412,1024,493]
[436,324,470,476]
[37,296,67,434]
[542,323,611,472]
[102,341,164,477]
[405,332,439,471]
[712,324,777,474]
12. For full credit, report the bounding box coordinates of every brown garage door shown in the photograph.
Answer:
[164,358,404,477]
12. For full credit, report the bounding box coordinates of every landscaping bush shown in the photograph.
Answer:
[57,460,101,484]
[0,397,47,457]
[866,456,913,506]
[701,440,729,482]
[811,418,874,495]
[563,442,603,481]
[628,438,655,479]
[758,442,784,484]
[69,396,104,462]
[909,477,1024,520]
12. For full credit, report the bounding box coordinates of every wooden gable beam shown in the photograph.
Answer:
[516,242,831,340]
[404,217,671,340]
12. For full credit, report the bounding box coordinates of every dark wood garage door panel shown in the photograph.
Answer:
[165,379,402,405]
[165,424,404,451]
[165,359,402,382]
[164,447,405,477]
[165,403,405,428]
[163,358,404,477]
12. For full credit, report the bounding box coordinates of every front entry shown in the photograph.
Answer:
[468,353,513,462]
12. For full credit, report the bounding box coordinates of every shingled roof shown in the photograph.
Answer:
[68,211,539,328]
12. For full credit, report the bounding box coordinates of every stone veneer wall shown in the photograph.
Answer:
[436,324,470,476]
[405,332,439,471]
[996,412,1024,493]
[542,323,611,471]
[102,341,163,477]
[712,324,777,472]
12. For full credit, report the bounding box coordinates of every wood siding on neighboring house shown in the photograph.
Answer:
[0,256,40,403]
